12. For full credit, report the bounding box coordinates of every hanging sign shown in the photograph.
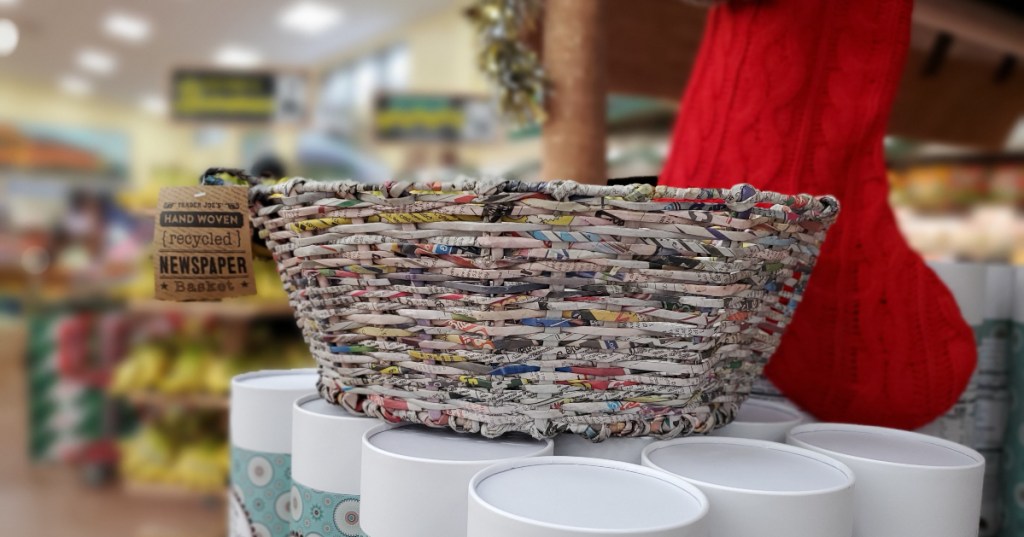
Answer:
[153,186,256,300]
[171,69,307,123]
[374,93,498,142]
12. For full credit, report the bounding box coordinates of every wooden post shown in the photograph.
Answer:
[540,0,608,184]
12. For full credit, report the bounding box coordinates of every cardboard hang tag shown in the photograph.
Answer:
[154,185,257,301]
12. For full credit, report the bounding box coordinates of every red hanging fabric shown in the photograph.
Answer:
[660,0,976,428]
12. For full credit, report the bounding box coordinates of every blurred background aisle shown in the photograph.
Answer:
[0,322,222,537]
[0,0,1023,536]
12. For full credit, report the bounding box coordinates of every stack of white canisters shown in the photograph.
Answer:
[231,370,986,537]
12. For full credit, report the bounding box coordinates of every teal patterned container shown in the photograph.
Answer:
[290,395,379,537]
[230,447,294,537]
[230,370,318,537]
[289,481,364,537]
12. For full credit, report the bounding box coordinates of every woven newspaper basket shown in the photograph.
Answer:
[206,169,839,441]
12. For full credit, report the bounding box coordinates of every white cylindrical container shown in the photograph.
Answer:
[1001,265,1024,536]
[788,423,985,537]
[750,376,788,400]
[361,424,553,537]
[979,264,1014,383]
[928,261,987,331]
[979,449,1003,537]
[230,369,318,537]
[920,261,986,446]
[712,399,804,442]
[642,437,855,537]
[749,378,817,423]
[290,394,379,537]
[468,456,709,537]
[553,434,655,465]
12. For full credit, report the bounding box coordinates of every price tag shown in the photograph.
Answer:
[154,186,256,301]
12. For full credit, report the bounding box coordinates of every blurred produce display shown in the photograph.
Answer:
[116,167,199,216]
[111,324,309,399]
[111,314,309,497]
[27,307,128,464]
[119,411,229,496]
[889,154,1024,263]
[7,161,309,498]
[889,156,1024,213]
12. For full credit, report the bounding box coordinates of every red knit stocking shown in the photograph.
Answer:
[660,0,975,429]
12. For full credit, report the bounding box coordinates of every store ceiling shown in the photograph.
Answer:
[2,0,1021,149]
[0,0,456,107]
[605,0,1024,149]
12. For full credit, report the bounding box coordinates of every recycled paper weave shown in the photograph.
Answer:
[235,175,839,441]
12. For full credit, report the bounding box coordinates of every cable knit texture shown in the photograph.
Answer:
[660,0,976,428]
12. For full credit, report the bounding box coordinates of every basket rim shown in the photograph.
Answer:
[240,176,840,221]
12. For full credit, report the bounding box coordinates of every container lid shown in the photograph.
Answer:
[644,437,853,494]
[291,394,378,492]
[553,434,656,465]
[230,369,318,453]
[366,425,550,463]
[240,372,318,390]
[733,399,803,424]
[297,396,356,418]
[232,368,318,391]
[788,424,984,468]
[472,457,708,532]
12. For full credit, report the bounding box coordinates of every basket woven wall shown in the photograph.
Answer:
[232,174,838,441]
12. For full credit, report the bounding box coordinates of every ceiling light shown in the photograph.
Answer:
[59,75,92,97]
[280,1,344,36]
[77,48,117,75]
[0,19,16,56]
[103,12,150,43]
[214,45,262,69]
[140,94,168,115]
[0,0,20,7]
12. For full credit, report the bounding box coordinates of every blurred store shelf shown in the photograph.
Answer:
[134,525,223,537]
[123,391,229,412]
[3,337,225,537]
[127,299,293,319]
[130,208,158,220]
[123,480,226,504]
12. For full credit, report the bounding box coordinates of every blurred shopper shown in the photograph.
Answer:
[251,154,288,182]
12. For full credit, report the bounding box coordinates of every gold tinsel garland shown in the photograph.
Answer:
[465,0,548,126]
